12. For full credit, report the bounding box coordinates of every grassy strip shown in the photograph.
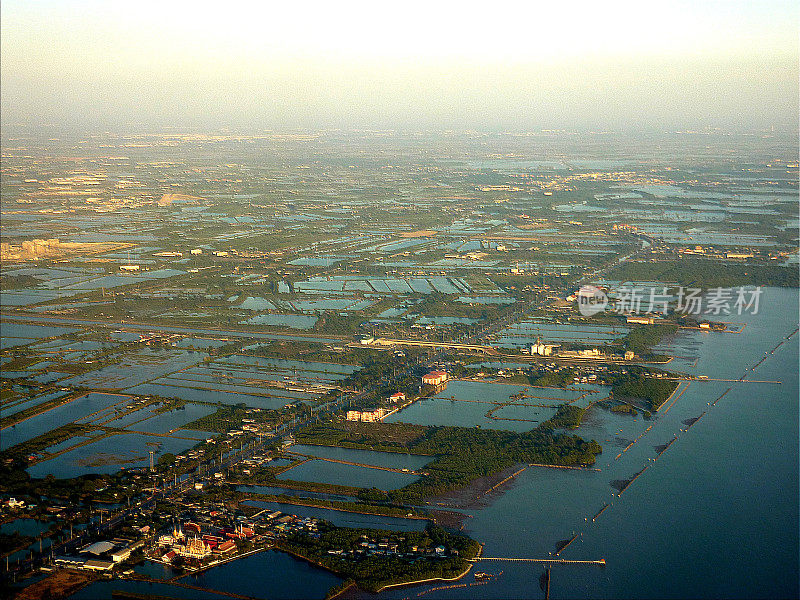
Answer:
[297,418,601,504]
[608,259,798,288]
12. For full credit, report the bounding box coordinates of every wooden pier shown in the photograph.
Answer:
[475,557,605,566]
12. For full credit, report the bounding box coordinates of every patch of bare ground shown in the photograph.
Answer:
[427,509,471,530]
[14,569,95,600]
[426,463,526,509]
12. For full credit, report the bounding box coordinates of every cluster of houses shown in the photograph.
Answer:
[3,497,26,510]
[344,370,451,423]
[326,533,454,562]
[262,511,321,538]
[1,497,83,521]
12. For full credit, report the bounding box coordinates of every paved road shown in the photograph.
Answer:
[0,312,347,344]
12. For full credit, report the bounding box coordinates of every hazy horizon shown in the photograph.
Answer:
[1,0,798,133]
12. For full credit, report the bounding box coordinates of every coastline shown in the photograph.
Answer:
[169,546,265,581]
[373,562,474,593]
[276,544,477,597]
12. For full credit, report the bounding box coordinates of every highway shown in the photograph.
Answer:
[0,312,347,345]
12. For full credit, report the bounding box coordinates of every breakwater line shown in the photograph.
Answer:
[616,424,654,460]
[590,503,611,522]
[481,466,528,498]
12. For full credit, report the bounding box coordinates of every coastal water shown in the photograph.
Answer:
[187,549,342,598]
[368,286,799,599]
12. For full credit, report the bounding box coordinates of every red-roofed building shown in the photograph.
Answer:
[422,371,448,386]
[216,540,237,555]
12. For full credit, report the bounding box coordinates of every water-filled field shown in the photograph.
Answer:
[384,380,604,432]
[277,459,419,490]
[0,392,130,450]
[235,484,357,503]
[494,320,628,348]
[289,444,431,470]
[242,314,318,329]
[61,349,205,389]
[1,390,70,418]
[27,432,202,478]
[125,383,291,410]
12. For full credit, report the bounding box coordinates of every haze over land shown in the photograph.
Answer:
[0,2,798,600]
[1,0,798,132]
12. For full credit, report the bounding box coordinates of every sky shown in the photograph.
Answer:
[1,0,797,132]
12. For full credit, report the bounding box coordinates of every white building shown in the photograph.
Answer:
[626,316,654,325]
[346,408,387,422]
[530,338,555,356]
[110,548,132,563]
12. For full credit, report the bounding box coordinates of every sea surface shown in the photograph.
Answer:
[362,286,800,599]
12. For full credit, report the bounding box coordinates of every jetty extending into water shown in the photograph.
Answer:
[474,557,606,566]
